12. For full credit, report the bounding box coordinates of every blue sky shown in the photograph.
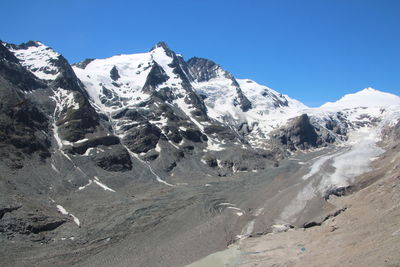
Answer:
[2,0,399,106]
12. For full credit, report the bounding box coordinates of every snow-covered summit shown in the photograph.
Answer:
[321,87,400,110]
[72,41,194,111]
[4,41,62,80]
[7,39,399,152]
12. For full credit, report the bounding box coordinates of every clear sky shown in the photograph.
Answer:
[2,0,399,106]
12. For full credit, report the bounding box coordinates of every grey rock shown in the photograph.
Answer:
[123,123,161,153]
[272,114,335,151]
[110,66,120,81]
[93,145,132,172]
[70,135,121,154]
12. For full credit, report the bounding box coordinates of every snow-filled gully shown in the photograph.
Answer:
[127,149,174,187]
[105,108,174,187]
[51,90,116,194]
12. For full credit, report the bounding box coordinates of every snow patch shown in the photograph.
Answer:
[93,176,116,192]
[51,163,59,173]
[56,205,80,226]
[78,179,93,190]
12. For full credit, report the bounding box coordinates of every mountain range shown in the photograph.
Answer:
[0,40,399,266]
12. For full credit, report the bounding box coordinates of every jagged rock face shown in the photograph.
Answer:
[5,41,62,80]
[72,58,95,69]
[4,41,101,143]
[55,95,100,142]
[0,44,51,166]
[109,66,120,81]
[272,114,335,151]
[187,57,223,82]
[0,43,45,91]
[123,123,162,153]
[92,145,132,172]
[188,57,252,112]
[142,62,169,93]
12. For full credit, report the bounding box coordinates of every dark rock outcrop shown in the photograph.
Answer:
[0,205,21,220]
[123,123,161,153]
[0,45,51,162]
[72,58,95,69]
[70,135,121,154]
[0,43,45,91]
[273,114,335,151]
[142,62,169,93]
[110,66,120,81]
[0,215,66,235]
[93,145,132,172]
[180,128,205,143]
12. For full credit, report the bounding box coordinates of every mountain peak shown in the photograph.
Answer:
[150,41,171,52]
[321,87,400,109]
[360,87,377,92]
[6,40,45,50]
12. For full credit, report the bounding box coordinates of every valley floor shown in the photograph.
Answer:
[2,131,399,267]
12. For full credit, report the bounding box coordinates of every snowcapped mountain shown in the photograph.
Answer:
[5,41,62,81]
[3,40,399,157]
[1,39,399,267]
[321,87,400,109]
[3,40,399,156]
[71,42,319,152]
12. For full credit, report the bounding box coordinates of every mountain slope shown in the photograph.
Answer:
[0,40,399,267]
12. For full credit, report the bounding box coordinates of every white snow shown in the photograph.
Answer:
[191,76,309,148]
[72,44,184,114]
[73,52,153,111]
[7,41,61,80]
[56,205,80,226]
[74,138,89,144]
[78,177,116,192]
[321,87,400,110]
[78,179,93,190]
[83,148,95,156]
[54,88,80,110]
[93,176,116,192]
[51,163,59,173]
[155,144,161,152]
[70,215,80,226]
[206,140,225,151]
[56,205,68,215]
